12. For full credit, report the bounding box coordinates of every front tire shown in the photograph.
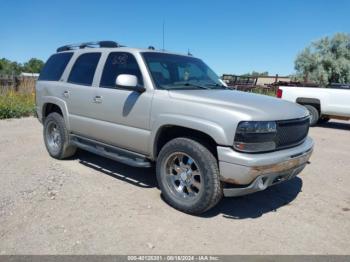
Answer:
[43,112,76,159]
[156,138,223,214]
[304,105,319,126]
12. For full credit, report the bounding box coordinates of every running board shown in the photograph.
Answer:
[70,134,151,168]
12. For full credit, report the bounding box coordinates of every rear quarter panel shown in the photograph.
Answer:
[36,80,70,129]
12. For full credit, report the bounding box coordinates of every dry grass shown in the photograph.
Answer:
[0,77,36,119]
[251,87,277,97]
[0,89,35,119]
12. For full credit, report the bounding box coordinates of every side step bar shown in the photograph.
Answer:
[70,134,152,168]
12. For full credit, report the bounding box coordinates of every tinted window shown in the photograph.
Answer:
[100,52,143,88]
[178,63,204,81]
[39,52,73,81]
[68,53,101,86]
[148,62,171,85]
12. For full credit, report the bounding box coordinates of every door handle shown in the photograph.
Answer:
[93,95,103,104]
[63,90,69,98]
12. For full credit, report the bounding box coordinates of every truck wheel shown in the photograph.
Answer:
[318,117,330,124]
[43,112,76,159]
[304,105,319,126]
[156,138,223,214]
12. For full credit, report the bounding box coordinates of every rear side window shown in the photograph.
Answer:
[100,52,143,88]
[68,53,101,86]
[39,52,73,81]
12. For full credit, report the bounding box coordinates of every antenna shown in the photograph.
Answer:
[162,20,165,51]
[187,49,192,56]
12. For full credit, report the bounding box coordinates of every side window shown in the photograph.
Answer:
[100,52,143,88]
[68,53,101,86]
[38,52,73,81]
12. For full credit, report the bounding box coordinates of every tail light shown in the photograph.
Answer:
[276,88,283,98]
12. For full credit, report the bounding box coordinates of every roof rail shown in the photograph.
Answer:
[56,41,123,52]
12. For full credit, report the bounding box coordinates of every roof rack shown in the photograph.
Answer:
[56,41,123,52]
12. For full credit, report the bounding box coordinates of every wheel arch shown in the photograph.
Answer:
[41,97,70,129]
[43,103,63,118]
[296,97,321,113]
[152,125,220,161]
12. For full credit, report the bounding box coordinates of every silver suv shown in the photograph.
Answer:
[36,41,314,214]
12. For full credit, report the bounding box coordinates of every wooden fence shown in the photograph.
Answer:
[0,75,36,94]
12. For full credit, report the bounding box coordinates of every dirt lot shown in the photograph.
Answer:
[0,117,349,254]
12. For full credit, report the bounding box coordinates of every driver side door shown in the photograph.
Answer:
[86,52,153,154]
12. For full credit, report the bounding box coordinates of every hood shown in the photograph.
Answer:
[168,89,308,121]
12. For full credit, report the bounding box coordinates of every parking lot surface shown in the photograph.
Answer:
[0,117,349,254]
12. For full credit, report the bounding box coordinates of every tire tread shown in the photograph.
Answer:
[156,137,223,214]
[43,112,76,159]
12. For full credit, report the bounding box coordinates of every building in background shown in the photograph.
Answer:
[20,72,39,79]
[256,75,290,86]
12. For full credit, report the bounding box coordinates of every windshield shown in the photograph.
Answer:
[142,52,226,90]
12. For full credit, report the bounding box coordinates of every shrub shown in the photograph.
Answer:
[295,33,350,86]
[251,87,276,97]
[0,90,35,119]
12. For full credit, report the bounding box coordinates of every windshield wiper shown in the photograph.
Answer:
[180,82,210,89]
[203,83,230,89]
[162,82,210,90]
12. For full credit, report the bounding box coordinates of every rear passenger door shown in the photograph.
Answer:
[63,52,102,138]
[89,52,153,154]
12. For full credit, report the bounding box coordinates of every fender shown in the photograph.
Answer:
[149,114,229,159]
[42,96,71,130]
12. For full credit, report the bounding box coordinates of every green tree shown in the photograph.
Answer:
[0,58,22,75]
[0,58,44,75]
[295,33,350,86]
[23,58,44,73]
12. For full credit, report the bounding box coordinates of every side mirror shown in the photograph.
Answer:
[115,74,145,93]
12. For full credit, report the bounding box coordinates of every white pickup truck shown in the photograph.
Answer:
[277,85,350,126]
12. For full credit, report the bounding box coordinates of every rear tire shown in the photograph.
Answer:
[156,138,223,215]
[304,105,319,126]
[43,112,76,159]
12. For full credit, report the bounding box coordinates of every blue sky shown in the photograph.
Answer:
[1,0,349,75]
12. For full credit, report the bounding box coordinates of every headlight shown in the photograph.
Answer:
[234,121,277,153]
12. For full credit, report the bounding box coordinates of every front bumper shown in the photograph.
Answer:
[217,137,314,197]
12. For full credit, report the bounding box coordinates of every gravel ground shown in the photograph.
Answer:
[0,117,349,254]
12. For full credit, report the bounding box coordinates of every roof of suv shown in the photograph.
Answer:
[58,47,193,58]
[55,41,193,57]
